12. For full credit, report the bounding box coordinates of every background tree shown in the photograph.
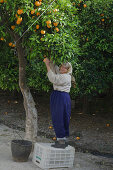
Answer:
[71,0,113,113]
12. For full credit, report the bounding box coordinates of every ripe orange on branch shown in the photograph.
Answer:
[53,9,58,12]
[100,13,104,17]
[12,44,15,47]
[54,27,59,32]
[53,22,59,26]
[17,9,24,15]
[43,58,47,62]
[0,0,4,3]
[36,12,40,16]
[31,9,36,15]
[0,37,4,40]
[47,24,51,28]
[46,20,51,25]
[41,30,45,34]
[16,17,22,25]
[35,1,41,6]
[11,25,15,30]
[83,4,87,8]
[101,18,105,22]
[15,14,19,18]
[9,42,13,46]
[36,25,39,29]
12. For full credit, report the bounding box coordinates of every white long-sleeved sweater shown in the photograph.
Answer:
[47,62,71,93]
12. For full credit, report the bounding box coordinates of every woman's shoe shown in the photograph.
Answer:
[51,140,68,149]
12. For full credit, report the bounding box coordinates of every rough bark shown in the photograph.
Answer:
[15,36,38,142]
[23,89,38,141]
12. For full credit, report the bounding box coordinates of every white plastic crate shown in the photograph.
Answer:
[32,143,75,170]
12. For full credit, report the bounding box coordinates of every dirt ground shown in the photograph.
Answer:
[1,124,113,170]
[0,90,113,161]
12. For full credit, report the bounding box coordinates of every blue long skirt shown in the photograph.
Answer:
[50,90,71,138]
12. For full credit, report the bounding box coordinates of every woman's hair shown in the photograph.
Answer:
[62,62,72,75]
[62,62,76,88]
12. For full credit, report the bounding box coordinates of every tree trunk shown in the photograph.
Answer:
[23,88,38,141]
[16,37,38,142]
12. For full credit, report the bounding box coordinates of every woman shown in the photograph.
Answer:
[43,58,74,149]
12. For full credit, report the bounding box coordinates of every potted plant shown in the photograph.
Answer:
[11,139,32,162]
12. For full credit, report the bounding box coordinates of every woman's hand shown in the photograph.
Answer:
[43,58,50,66]
[43,58,51,72]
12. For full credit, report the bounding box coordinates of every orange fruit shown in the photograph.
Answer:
[83,4,87,8]
[15,14,19,18]
[35,1,41,6]
[9,42,13,46]
[46,20,51,25]
[47,24,51,28]
[41,30,45,34]
[16,21,21,25]
[36,12,40,16]
[100,13,104,17]
[0,37,4,40]
[34,29,37,32]
[16,17,22,24]
[4,112,8,115]
[49,126,52,129]
[53,22,59,26]
[43,58,47,62]
[53,9,58,12]
[7,100,10,103]
[36,24,39,29]
[11,25,15,30]
[54,27,59,32]
[76,137,80,140]
[17,9,23,15]
[12,44,16,47]
[101,18,105,22]
[31,9,36,15]
[0,0,4,3]
[52,137,56,140]
[86,38,88,41]
[39,0,42,1]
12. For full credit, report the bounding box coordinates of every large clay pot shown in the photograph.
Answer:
[11,140,32,162]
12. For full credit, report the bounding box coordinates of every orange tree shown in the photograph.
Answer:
[71,0,113,98]
[0,0,78,141]
[0,41,19,90]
